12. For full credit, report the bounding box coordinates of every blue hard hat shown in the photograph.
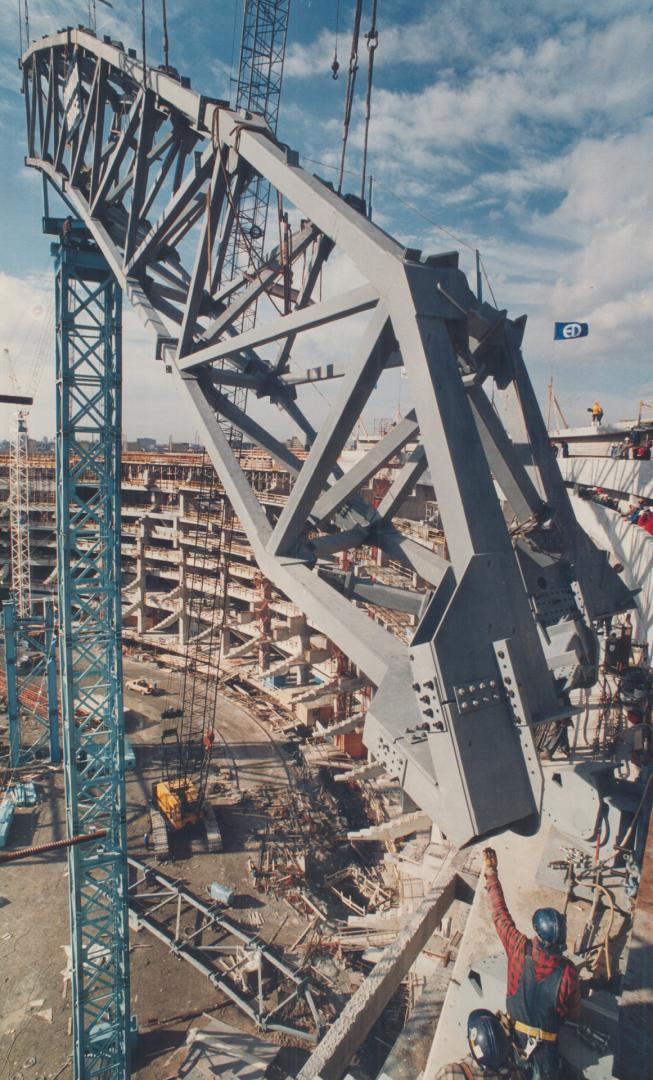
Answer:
[533,907,566,950]
[467,1009,509,1070]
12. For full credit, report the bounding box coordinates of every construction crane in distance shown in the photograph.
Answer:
[4,348,33,618]
[150,0,293,858]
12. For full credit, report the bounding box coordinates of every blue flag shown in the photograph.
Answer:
[554,321,589,341]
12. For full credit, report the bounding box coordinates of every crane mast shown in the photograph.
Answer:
[4,348,33,617]
[2,356,59,771]
[226,0,291,311]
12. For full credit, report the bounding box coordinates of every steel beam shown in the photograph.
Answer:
[313,411,418,524]
[199,377,301,475]
[376,446,428,524]
[372,529,451,588]
[467,382,545,523]
[177,284,379,371]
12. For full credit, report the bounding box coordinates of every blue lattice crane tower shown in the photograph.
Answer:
[3,597,59,767]
[54,232,131,1078]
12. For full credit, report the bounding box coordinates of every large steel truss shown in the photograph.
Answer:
[21,29,633,846]
[128,855,322,1042]
[55,239,130,1078]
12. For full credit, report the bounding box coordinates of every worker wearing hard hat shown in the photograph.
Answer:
[588,401,604,425]
[434,1009,518,1077]
[483,849,580,1079]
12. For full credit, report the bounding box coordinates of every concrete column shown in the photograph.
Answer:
[135,523,146,634]
[178,548,188,646]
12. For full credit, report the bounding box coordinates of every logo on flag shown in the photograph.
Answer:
[554,322,589,341]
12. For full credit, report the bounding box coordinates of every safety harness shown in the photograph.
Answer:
[513,1020,558,1043]
[506,942,563,1063]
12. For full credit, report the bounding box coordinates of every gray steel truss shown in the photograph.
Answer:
[127,856,321,1042]
[21,28,634,845]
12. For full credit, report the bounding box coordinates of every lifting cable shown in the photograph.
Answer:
[337,0,363,195]
[360,0,378,204]
[331,0,341,79]
[161,0,170,69]
[141,0,147,88]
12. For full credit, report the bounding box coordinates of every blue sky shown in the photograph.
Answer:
[0,0,652,440]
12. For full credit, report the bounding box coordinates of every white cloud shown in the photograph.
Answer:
[284,29,335,79]
[2,1,651,439]
[359,12,653,169]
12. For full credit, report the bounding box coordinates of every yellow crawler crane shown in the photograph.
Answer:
[153,777,202,830]
[150,774,222,858]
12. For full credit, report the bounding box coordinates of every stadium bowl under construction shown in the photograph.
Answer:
[1,4,652,1080]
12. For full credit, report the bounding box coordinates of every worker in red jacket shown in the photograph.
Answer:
[483,849,580,1078]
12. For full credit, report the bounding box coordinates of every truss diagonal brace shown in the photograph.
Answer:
[313,410,418,525]
[174,366,403,685]
[177,284,379,371]
[467,383,546,523]
[269,307,396,556]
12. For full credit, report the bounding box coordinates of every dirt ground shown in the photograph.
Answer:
[0,657,331,1079]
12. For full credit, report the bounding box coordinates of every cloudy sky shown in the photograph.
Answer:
[0,0,651,442]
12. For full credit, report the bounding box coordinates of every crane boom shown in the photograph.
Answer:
[158,1,293,851]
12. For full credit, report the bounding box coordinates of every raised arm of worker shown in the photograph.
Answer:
[483,847,524,957]
[483,848,581,1024]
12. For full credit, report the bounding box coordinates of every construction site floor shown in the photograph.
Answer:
[0,659,330,1079]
